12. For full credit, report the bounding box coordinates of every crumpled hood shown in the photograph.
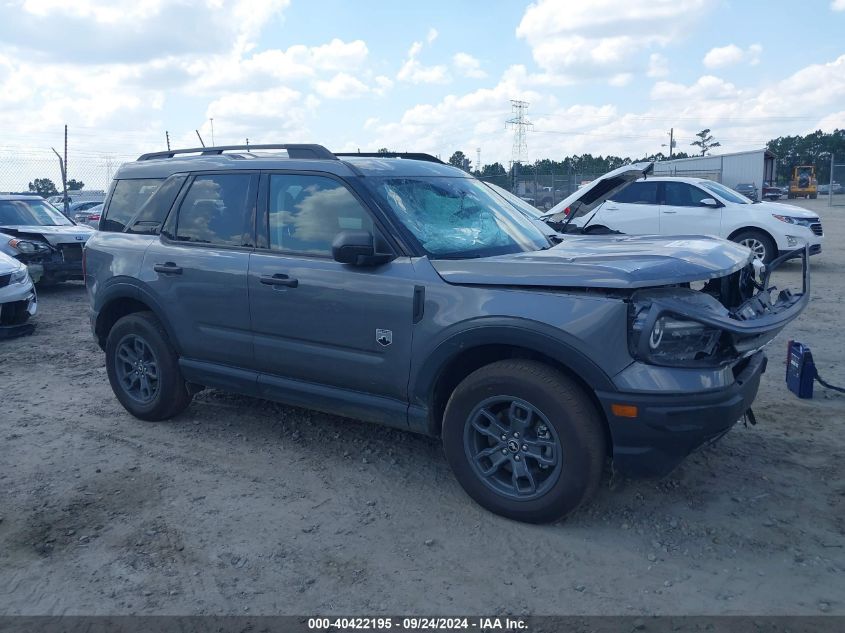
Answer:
[431,234,754,289]
[0,224,94,246]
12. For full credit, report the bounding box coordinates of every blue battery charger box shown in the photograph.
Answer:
[786,340,816,399]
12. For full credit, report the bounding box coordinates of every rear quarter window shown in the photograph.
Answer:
[101,178,164,232]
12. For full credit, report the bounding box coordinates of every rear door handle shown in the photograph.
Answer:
[662,210,677,214]
[260,273,299,288]
[154,262,182,274]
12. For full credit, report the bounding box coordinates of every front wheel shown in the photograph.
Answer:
[732,229,776,264]
[105,311,192,421]
[442,360,606,523]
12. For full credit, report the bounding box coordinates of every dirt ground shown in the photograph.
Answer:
[1,197,843,616]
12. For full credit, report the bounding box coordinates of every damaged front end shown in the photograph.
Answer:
[628,246,809,368]
[5,235,84,284]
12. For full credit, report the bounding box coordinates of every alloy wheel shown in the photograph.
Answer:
[739,237,767,261]
[114,334,160,404]
[463,396,562,500]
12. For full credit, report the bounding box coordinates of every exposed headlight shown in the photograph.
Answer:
[11,267,29,284]
[8,238,51,253]
[630,303,725,366]
[772,214,815,227]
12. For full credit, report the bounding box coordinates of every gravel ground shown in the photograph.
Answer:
[1,197,843,616]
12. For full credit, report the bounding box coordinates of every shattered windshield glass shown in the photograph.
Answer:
[369,177,549,258]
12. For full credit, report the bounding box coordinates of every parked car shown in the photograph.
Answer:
[0,194,95,283]
[0,250,37,339]
[816,183,844,195]
[86,145,809,523]
[72,202,104,228]
[761,183,783,201]
[545,172,823,264]
[734,183,759,201]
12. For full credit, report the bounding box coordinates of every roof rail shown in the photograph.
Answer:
[137,144,337,161]
[334,152,444,165]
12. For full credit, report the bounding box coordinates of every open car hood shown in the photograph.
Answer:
[541,162,653,222]
[431,234,754,289]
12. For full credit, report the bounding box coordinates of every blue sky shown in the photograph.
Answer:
[0,0,843,170]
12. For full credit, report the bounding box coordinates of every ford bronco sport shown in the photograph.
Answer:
[85,145,809,523]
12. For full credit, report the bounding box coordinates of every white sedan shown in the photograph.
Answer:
[0,250,37,339]
[545,169,823,263]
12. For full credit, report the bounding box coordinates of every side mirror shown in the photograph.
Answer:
[332,230,393,266]
[700,197,720,208]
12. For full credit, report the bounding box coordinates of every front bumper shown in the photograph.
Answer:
[16,247,84,283]
[597,351,767,477]
[0,278,37,338]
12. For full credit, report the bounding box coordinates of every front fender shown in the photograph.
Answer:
[410,317,618,432]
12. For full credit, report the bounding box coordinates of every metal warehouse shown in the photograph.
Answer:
[653,149,776,189]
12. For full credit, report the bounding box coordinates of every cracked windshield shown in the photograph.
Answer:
[370,176,549,258]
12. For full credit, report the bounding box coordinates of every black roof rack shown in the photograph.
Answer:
[334,152,444,165]
[137,144,337,161]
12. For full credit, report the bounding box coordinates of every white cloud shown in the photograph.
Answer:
[609,73,633,87]
[314,73,371,99]
[516,0,713,78]
[3,0,290,63]
[647,53,669,78]
[397,38,450,84]
[427,28,439,44]
[703,43,762,68]
[453,53,487,79]
[832,0,845,10]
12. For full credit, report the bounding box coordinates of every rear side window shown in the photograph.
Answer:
[663,182,710,207]
[611,181,659,204]
[101,179,164,232]
[126,175,186,234]
[175,174,252,246]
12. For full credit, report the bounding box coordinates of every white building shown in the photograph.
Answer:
[653,149,776,189]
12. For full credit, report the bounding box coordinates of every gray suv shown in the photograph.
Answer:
[85,145,809,523]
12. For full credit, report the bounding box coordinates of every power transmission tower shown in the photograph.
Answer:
[506,100,532,167]
[476,147,481,173]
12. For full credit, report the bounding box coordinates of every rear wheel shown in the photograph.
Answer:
[442,360,606,523]
[732,229,776,264]
[105,311,192,421]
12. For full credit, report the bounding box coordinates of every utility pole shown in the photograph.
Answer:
[165,130,171,151]
[210,118,215,146]
[506,100,532,168]
[668,128,674,159]
[476,147,481,174]
[246,138,249,149]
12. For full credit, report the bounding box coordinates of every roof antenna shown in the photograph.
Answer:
[195,129,206,147]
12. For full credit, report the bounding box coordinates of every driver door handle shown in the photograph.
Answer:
[153,262,182,274]
[662,210,677,214]
[260,273,299,288]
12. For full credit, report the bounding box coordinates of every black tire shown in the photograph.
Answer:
[442,359,606,523]
[105,311,192,421]
[731,229,777,264]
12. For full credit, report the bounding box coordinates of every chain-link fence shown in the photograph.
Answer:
[0,147,135,210]
[829,155,845,207]
[478,171,604,211]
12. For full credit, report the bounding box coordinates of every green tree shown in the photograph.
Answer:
[376,147,392,154]
[480,162,507,177]
[67,179,84,190]
[448,150,471,171]
[691,129,721,156]
[28,178,58,196]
